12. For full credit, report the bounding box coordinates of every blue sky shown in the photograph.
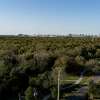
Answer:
[0,0,100,35]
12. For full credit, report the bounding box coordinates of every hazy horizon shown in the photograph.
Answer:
[0,0,100,35]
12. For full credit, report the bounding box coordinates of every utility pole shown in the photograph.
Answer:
[57,68,61,100]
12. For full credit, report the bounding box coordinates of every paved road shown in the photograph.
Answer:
[75,71,86,85]
[43,94,50,100]
[64,95,86,100]
[61,71,85,90]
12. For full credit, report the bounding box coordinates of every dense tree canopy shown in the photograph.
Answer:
[0,36,100,99]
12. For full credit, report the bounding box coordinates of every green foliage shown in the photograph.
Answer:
[65,57,85,75]
[89,80,96,94]
[0,37,100,99]
[25,86,34,100]
[0,61,8,77]
[50,86,57,99]
[29,77,40,86]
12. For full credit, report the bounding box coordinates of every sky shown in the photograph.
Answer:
[0,0,100,35]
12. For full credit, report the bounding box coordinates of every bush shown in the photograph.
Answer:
[25,86,34,100]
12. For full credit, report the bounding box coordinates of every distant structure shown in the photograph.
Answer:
[0,33,99,38]
[17,34,30,37]
[68,33,98,38]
